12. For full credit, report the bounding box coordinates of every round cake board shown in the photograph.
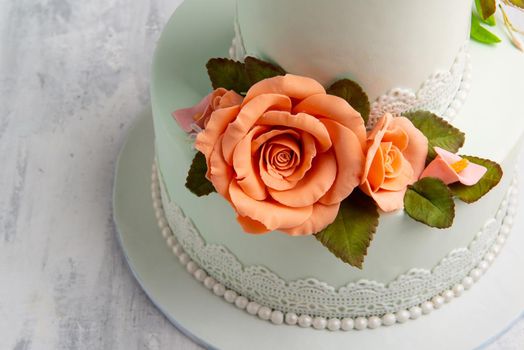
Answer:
[113,110,524,350]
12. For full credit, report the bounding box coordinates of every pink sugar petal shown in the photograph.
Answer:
[172,93,213,133]
[420,156,460,185]
[457,162,488,186]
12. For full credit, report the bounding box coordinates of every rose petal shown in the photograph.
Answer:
[382,124,409,152]
[281,202,340,236]
[380,160,414,191]
[251,129,300,154]
[285,132,317,182]
[229,181,312,230]
[269,151,337,208]
[173,93,213,132]
[233,126,269,201]
[257,111,332,152]
[259,144,298,190]
[237,215,270,234]
[367,143,385,192]
[361,114,391,185]
[221,94,292,164]
[208,135,234,199]
[360,180,406,212]
[242,74,326,106]
[195,105,241,160]
[293,94,367,147]
[217,90,244,109]
[319,119,364,205]
[389,116,428,180]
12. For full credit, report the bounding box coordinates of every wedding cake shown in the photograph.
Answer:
[150,0,524,331]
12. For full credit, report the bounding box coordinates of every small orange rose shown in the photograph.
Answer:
[360,113,428,212]
[195,74,367,235]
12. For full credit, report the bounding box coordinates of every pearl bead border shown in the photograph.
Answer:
[151,162,518,331]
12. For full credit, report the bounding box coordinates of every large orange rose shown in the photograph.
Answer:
[195,74,367,235]
[360,113,428,212]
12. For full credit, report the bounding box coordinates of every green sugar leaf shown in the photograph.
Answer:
[327,79,371,124]
[508,0,524,9]
[206,58,250,94]
[476,0,497,20]
[244,56,286,86]
[404,177,455,229]
[315,190,379,269]
[403,110,465,162]
[186,152,216,197]
[450,156,503,203]
[471,15,501,44]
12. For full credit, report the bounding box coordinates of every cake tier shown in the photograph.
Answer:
[233,0,472,124]
[236,0,471,98]
[151,0,524,318]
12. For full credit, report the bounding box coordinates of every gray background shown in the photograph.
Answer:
[0,0,522,348]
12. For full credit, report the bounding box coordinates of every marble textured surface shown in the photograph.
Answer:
[0,0,522,349]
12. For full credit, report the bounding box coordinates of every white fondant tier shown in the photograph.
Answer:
[235,0,472,104]
[151,0,524,320]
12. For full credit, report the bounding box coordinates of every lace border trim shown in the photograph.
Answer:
[151,162,518,330]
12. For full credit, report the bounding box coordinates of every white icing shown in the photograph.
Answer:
[155,160,518,319]
[230,24,472,127]
[235,0,471,99]
[152,162,519,330]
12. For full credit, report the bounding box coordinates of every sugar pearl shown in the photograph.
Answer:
[409,306,422,320]
[203,276,216,289]
[442,290,454,303]
[496,236,506,246]
[500,225,511,236]
[257,306,272,321]
[421,301,434,315]
[462,276,474,290]
[162,228,172,239]
[367,316,381,329]
[246,302,260,315]
[395,310,410,323]
[484,253,495,264]
[341,318,354,331]
[193,269,207,282]
[186,261,198,274]
[470,268,482,282]
[478,260,490,272]
[354,317,368,330]
[235,296,249,309]
[224,290,237,303]
[166,236,176,247]
[432,296,445,309]
[382,313,396,326]
[172,244,183,257]
[271,311,284,325]
[327,318,341,331]
[157,218,168,229]
[212,283,226,297]
[178,253,190,265]
[285,313,298,326]
[298,315,312,328]
[453,284,465,297]
[312,317,327,330]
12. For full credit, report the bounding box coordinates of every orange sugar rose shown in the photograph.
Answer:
[195,74,367,235]
[360,113,428,212]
